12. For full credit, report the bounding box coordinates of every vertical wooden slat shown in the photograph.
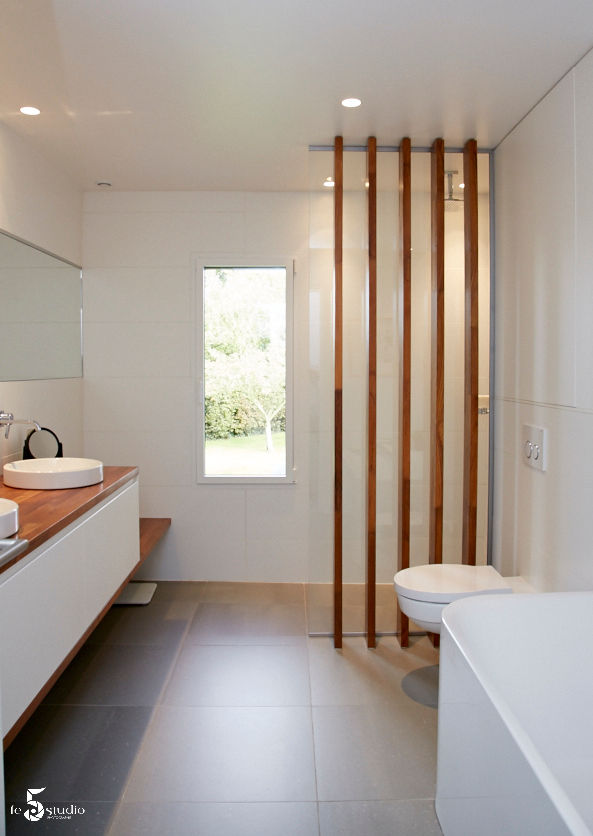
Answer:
[462,138,479,566]
[333,136,343,648]
[366,136,377,649]
[397,137,412,648]
[429,138,445,567]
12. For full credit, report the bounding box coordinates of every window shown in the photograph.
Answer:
[196,259,294,483]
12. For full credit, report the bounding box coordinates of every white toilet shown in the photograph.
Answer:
[394,563,513,634]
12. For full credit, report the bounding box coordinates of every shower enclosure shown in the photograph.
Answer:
[306,143,491,639]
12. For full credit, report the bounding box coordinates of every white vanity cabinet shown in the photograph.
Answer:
[0,477,139,739]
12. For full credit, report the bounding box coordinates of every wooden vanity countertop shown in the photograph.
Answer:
[0,465,139,574]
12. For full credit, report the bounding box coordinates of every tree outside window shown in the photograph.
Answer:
[200,265,291,479]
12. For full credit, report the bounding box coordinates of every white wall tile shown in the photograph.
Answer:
[245,485,308,543]
[136,486,247,581]
[84,377,195,434]
[83,191,312,581]
[84,267,192,322]
[244,192,309,215]
[245,539,307,582]
[83,322,193,378]
[574,50,593,411]
[83,211,245,268]
[242,210,309,255]
[493,56,593,594]
[84,428,194,487]
[84,191,247,215]
[0,122,82,264]
[495,73,576,407]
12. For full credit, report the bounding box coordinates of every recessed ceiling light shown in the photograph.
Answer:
[459,182,465,189]
[20,106,40,116]
[341,97,361,108]
[96,181,112,188]
[323,177,335,188]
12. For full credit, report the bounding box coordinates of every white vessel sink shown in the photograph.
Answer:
[3,458,104,490]
[0,498,18,537]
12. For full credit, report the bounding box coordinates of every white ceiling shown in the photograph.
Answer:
[2,0,593,192]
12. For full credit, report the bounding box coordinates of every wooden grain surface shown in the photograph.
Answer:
[429,138,445,566]
[334,135,344,649]
[462,138,479,566]
[0,466,139,574]
[140,517,171,561]
[366,136,377,649]
[398,137,412,648]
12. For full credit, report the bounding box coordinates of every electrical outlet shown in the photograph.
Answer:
[521,424,547,472]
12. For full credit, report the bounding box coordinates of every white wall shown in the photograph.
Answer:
[0,122,83,465]
[0,123,82,264]
[493,48,593,591]
[82,191,311,581]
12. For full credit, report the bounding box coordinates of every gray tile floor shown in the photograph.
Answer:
[4,583,442,835]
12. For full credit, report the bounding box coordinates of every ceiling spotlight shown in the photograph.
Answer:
[459,182,465,189]
[323,177,335,188]
[341,97,361,108]
[20,106,40,116]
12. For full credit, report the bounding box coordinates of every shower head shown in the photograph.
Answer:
[444,170,464,202]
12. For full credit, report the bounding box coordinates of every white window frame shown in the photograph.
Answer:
[195,255,295,485]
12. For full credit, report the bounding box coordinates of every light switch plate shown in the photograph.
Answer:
[521,424,547,472]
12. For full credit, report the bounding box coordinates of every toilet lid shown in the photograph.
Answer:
[394,564,512,604]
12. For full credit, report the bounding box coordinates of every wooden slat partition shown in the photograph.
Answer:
[429,138,445,568]
[333,136,343,648]
[397,138,412,648]
[366,136,377,648]
[462,138,479,565]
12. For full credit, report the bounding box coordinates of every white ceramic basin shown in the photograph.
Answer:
[0,498,18,537]
[3,458,104,490]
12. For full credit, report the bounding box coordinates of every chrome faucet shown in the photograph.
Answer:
[0,410,41,440]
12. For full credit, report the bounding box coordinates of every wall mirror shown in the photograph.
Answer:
[0,230,82,381]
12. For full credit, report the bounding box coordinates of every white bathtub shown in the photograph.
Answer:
[436,592,593,836]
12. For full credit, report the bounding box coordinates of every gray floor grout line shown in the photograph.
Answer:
[104,599,200,835]
[105,588,315,831]
[21,583,442,833]
[303,581,323,836]
[304,621,322,835]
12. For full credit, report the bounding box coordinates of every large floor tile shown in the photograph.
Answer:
[7,801,116,835]
[187,602,307,645]
[400,664,440,708]
[44,644,176,706]
[109,801,319,836]
[152,581,209,602]
[4,705,152,803]
[308,636,439,706]
[124,705,317,802]
[162,644,311,706]
[86,599,196,647]
[313,703,437,801]
[319,800,443,836]
[306,584,400,634]
[196,582,305,605]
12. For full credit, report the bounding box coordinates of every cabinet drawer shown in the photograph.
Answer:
[0,478,139,738]
[84,480,139,617]
[0,524,87,735]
